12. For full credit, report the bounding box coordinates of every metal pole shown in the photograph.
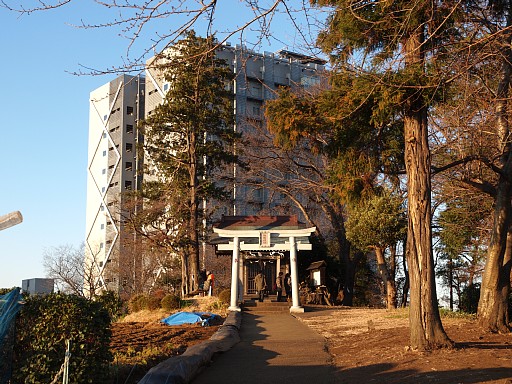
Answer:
[63,339,71,384]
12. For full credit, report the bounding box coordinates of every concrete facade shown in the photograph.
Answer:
[145,44,325,218]
[85,75,145,295]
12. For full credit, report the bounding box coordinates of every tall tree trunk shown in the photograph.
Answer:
[181,253,188,297]
[401,248,409,308]
[477,14,512,332]
[448,259,454,311]
[374,247,397,309]
[404,29,452,350]
[189,132,200,293]
[342,251,362,306]
[321,202,360,306]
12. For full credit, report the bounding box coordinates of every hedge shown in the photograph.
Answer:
[12,293,112,383]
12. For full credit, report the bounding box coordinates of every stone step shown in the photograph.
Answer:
[243,298,291,312]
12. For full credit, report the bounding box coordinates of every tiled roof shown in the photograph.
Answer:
[213,215,302,230]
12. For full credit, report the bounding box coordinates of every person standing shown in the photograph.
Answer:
[206,271,214,296]
[284,273,292,302]
[276,271,284,302]
[254,270,266,302]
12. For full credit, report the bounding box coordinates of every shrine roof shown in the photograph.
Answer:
[213,215,304,230]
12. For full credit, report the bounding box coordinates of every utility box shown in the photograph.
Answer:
[306,260,327,287]
[21,278,54,295]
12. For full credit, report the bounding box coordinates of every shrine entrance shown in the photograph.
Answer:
[212,215,316,313]
[244,253,284,295]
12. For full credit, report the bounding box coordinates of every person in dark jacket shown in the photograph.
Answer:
[276,271,284,302]
[284,273,292,302]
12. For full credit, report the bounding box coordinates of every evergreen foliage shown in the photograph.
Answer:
[12,293,112,383]
[345,193,406,251]
[137,31,240,294]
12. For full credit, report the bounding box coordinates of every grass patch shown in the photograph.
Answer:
[439,308,476,320]
[384,307,409,319]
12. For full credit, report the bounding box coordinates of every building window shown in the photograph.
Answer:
[163,83,169,91]
[108,164,114,170]
[100,242,104,249]
[100,224,105,229]
[103,150,107,157]
[102,168,106,175]
[126,143,133,152]
[103,114,108,121]
[252,106,261,115]
[126,124,133,134]
[100,204,104,211]
[127,106,134,115]
[102,132,107,138]
[101,187,105,193]
[125,180,132,190]
[125,162,133,171]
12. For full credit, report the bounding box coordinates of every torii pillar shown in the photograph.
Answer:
[228,237,241,311]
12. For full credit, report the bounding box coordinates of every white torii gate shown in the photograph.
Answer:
[213,217,315,313]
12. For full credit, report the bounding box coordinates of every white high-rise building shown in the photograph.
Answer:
[85,75,145,296]
[86,45,324,294]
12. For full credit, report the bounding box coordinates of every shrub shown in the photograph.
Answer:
[96,290,125,321]
[218,289,231,305]
[128,294,146,313]
[146,295,161,311]
[161,294,181,311]
[459,284,480,314]
[12,293,112,383]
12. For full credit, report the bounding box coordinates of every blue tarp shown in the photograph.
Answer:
[161,311,218,327]
[0,288,23,384]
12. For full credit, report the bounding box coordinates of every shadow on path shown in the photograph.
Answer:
[192,312,335,384]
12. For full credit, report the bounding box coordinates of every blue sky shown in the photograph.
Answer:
[0,1,326,289]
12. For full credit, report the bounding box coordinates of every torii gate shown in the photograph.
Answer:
[212,216,316,313]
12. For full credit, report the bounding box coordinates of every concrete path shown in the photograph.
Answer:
[191,311,336,384]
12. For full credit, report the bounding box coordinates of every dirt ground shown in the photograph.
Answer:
[296,307,512,384]
[110,307,511,383]
[110,319,222,383]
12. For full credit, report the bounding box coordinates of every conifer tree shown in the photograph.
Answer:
[266,0,468,349]
[140,31,238,295]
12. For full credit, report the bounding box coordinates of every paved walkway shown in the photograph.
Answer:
[192,311,335,384]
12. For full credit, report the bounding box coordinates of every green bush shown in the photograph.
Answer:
[12,293,112,383]
[128,294,145,313]
[161,294,181,311]
[218,289,231,305]
[459,284,480,314]
[96,290,125,321]
[128,293,166,312]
